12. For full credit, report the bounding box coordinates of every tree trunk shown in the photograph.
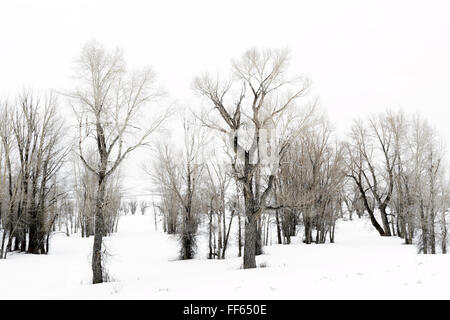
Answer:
[92,175,106,284]
[330,222,335,243]
[275,209,282,244]
[255,216,263,256]
[238,211,242,257]
[222,210,234,259]
[379,205,392,236]
[217,210,222,259]
[243,213,257,269]
[0,228,8,259]
[442,211,447,254]
[208,208,213,259]
[420,201,428,254]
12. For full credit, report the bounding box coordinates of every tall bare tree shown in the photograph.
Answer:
[0,101,17,258]
[194,48,313,268]
[346,112,401,236]
[70,41,167,283]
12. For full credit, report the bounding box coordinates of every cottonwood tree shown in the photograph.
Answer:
[438,172,449,253]
[157,188,179,234]
[0,101,16,258]
[140,201,147,215]
[275,118,345,244]
[389,111,416,243]
[15,93,67,254]
[304,124,346,244]
[194,48,313,269]
[273,159,300,244]
[407,116,446,254]
[72,150,97,237]
[70,41,167,284]
[121,202,130,215]
[346,112,401,236]
[345,110,450,252]
[60,197,75,236]
[149,118,206,259]
[0,92,68,257]
[128,200,138,215]
[205,155,234,259]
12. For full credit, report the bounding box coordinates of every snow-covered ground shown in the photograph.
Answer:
[1,214,449,299]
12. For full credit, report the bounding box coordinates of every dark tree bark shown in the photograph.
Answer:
[275,209,282,245]
[238,211,242,257]
[208,207,213,259]
[221,210,235,259]
[243,214,257,269]
[92,175,106,284]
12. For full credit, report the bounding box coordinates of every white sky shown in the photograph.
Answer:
[2,0,450,197]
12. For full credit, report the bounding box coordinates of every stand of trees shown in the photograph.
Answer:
[0,92,68,258]
[346,111,449,253]
[150,48,450,271]
[1,43,448,288]
[274,119,346,244]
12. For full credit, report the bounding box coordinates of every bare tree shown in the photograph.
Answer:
[0,101,17,258]
[194,48,313,269]
[70,41,167,284]
[140,201,147,215]
[149,117,206,259]
[345,110,450,253]
[346,112,401,236]
[128,200,138,215]
[408,116,445,254]
[121,202,130,215]
[0,92,68,257]
[205,155,232,259]
[275,118,345,244]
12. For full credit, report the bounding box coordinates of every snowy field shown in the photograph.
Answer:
[1,214,449,300]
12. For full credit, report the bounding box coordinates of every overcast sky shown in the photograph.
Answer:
[2,0,450,198]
